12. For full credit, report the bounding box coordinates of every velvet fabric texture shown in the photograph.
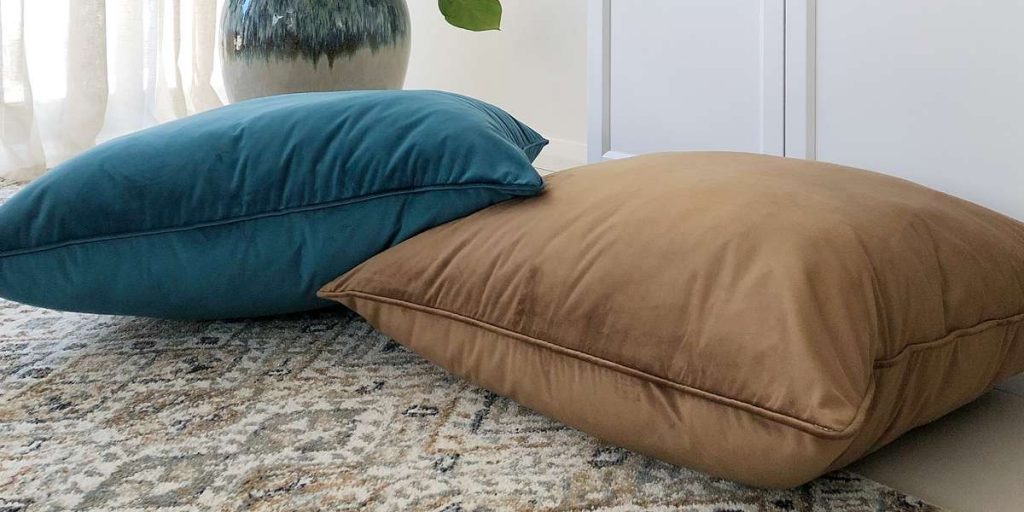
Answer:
[320,152,1024,488]
[0,90,546,319]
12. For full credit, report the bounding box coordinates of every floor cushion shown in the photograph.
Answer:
[319,152,1024,488]
[0,90,546,319]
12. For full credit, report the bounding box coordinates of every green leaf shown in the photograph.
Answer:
[438,0,502,31]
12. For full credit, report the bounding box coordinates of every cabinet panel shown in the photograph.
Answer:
[813,0,1024,220]
[591,0,1023,221]
[592,0,784,160]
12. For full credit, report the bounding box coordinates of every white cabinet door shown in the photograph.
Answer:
[589,0,785,161]
[591,0,1024,220]
[795,0,1024,220]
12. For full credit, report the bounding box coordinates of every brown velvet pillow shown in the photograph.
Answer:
[319,152,1024,488]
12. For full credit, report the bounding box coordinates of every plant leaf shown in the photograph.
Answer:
[439,0,502,31]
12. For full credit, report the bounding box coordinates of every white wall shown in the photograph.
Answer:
[403,0,587,171]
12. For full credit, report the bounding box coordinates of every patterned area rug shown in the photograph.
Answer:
[0,186,942,511]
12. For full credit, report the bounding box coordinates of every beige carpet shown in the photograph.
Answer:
[0,299,944,511]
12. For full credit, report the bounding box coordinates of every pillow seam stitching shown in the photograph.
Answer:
[0,182,539,258]
[328,289,1024,439]
[326,290,860,438]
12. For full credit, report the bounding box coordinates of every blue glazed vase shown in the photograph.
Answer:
[221,0,411,102]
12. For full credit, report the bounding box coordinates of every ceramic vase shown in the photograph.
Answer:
[221,0,411,102]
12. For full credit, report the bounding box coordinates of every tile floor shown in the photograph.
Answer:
[849,375,1024,512]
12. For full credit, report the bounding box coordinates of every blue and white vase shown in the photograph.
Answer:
[221,0,411,102]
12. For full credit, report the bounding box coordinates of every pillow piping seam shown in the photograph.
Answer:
[874,312,1024,367]
[0,182,540,258]
[325,290,866,438]
[521,139,550,153]
[326,289,1024,440]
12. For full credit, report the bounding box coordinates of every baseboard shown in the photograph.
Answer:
[533,138,587,173]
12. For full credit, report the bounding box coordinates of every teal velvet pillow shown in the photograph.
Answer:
[0,90,547,319]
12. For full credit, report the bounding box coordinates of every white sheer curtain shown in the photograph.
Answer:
[0,0,226,182]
